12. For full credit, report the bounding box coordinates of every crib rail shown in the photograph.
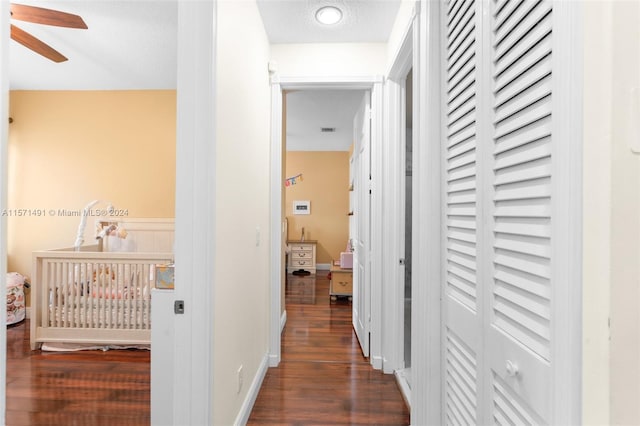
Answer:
[31,250,174,350]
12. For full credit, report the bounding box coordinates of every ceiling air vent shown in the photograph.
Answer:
[321,127,336,133]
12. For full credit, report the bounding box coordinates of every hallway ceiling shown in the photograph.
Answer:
[286,90,365,152]
[8,1,401,90]
[256,0,402,43]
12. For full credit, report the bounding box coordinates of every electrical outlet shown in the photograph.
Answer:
[237,365,243,394]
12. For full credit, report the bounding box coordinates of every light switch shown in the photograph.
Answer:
[631,88,640,154]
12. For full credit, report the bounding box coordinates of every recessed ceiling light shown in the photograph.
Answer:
[315,6,343,25]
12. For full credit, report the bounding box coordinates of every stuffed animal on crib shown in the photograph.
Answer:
[92,266,116,283]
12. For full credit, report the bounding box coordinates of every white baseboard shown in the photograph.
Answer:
[234,353,269,426]
[371,355,383,370]
[316,263,331,271]
[280,310,287,333]
[394,369,412,409]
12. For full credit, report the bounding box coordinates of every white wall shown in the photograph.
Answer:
[582,1,612,424]
[609,1,640,424]
[583,1,640,424]
[270,42,387,77]
[214,1,271,424]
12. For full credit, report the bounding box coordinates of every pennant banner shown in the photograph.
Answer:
[285,173,303,187]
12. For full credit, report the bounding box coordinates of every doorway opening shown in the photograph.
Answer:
[282,89,364,310]
[403,68,413,381]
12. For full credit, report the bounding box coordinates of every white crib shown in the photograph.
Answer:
[30,218,174,350]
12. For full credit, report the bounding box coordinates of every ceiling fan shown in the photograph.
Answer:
[10,3,87,63]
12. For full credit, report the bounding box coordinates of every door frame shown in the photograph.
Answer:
[268,75,384,368]
[0,0,9,419]
[172,1,216,424]
[382,6,417,382]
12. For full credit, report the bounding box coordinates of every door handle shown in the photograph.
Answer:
[506,360,519,377]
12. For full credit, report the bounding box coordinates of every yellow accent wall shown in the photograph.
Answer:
[8,90,176,282]
[285,151,350,265]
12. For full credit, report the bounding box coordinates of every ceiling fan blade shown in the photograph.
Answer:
[11,24,67,63]
[10,3,87,29]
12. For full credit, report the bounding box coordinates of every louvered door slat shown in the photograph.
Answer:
[448,238,476,257]
[494,76,550,123]
[448,63,475,101]
[494,157,550,185]
[492,374,544,426]
[448,0,475,47]
[448,175,476,193]
[495,57,551,107]
[494,0,550,54]
[494,266,550,299]
[448,136,475,160]
[446,329,478,424]
[495,16,551,74]
[494,0,521,29]
[493,100,551,139]
[447,0,467,28]
[448,46,475,88]
[494,116,551,154]
[494,282,550,320]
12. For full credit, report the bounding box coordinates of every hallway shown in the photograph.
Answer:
[248,273,409,425]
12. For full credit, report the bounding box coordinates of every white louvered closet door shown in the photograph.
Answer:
[442,0,482,424]
[442,0,556,424]
[486,0,553,423]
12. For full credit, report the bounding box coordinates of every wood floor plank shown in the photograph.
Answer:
[6,273,409,425]
[248,273,410,425]
[5,319,151,426]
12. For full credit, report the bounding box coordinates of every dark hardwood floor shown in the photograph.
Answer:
[6,320,151,426]
[248,273,410,425]
[5,272,409,425]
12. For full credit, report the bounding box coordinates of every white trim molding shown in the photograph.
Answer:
[172,1,216,424]
[0,0,9,420]
[234,353,269,426]
[551,1,583,423]
[269,75,386,374]
[412,1,443,424]
[269,81,283,368]
[280,310,287,334]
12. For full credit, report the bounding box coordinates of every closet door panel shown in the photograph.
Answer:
[487,0,553,423]
[443,0,481,424]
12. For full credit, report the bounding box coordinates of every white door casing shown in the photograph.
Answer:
[172,1,216,424]
[0,0,8,420]
[383,6,418,377]
[268,76,384,370]
[352,91,371,358]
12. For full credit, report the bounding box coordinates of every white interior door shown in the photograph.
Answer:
[442,0,559,424]
[352,91,371,357]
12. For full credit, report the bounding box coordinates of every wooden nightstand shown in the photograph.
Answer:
[287,240,317,275]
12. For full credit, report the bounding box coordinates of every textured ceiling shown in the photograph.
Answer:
[286,90,366,152]
[9,0,177,90]
[256,0,401,43]
[9,1,401,90]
